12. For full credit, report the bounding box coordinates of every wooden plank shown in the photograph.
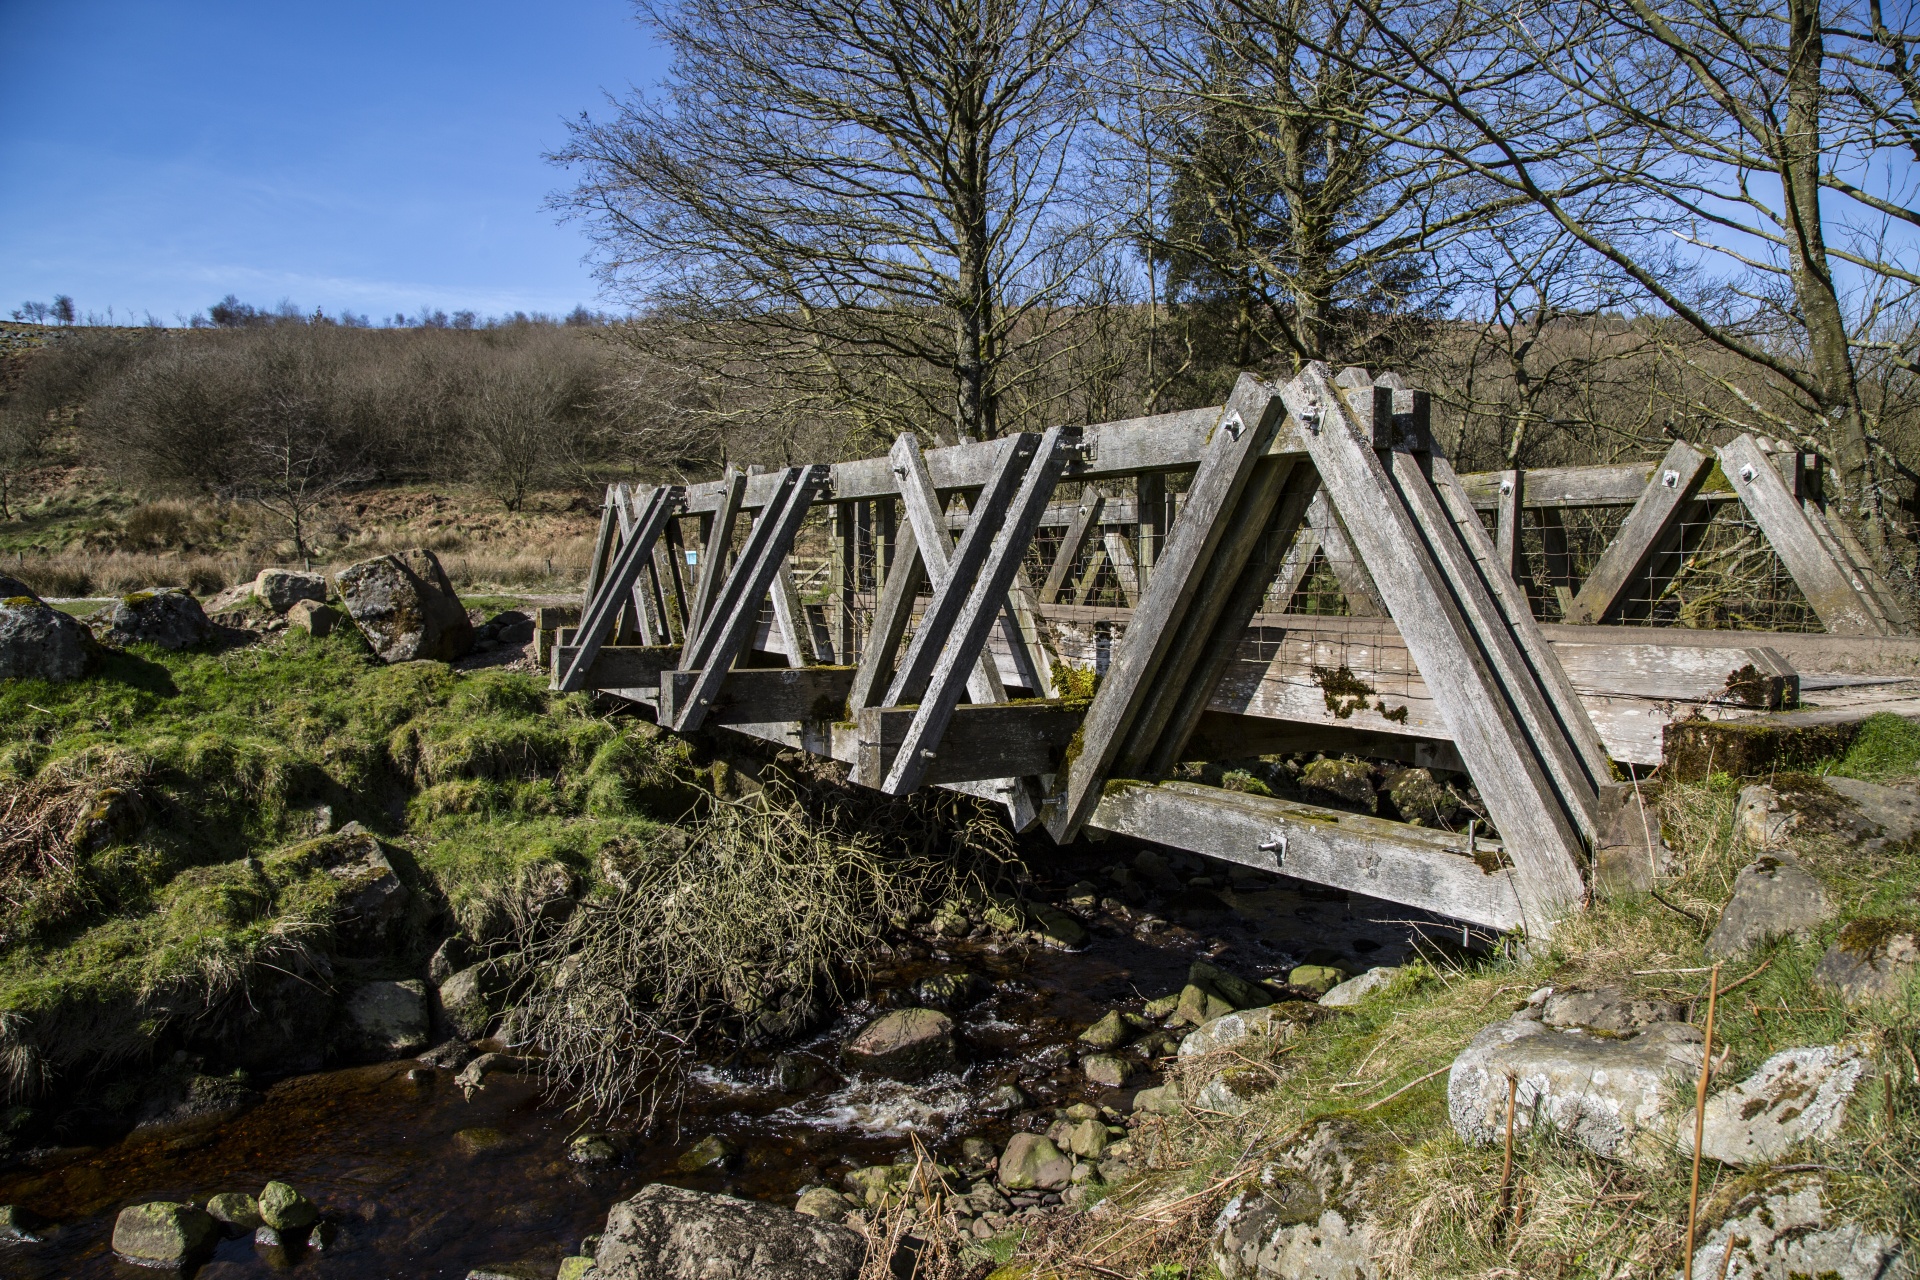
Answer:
[1102,530,1141,606]
[687,468,746,640]
[1292,363,1585,929]
[672,467,830,731]
[847,519,923,712]
[1720,433,1884,634]
[1305,490,1385,615]
[555,643,682,690]
[658,518,690,641]
[557,486,679,693]
[889,432,1008,705]
[1088,780,1526,932]
[1494,469,1522,581]
[620,486,673,646]
[1072,541,1109,605]
[1271,523,1322,607]
[1138,472,1169,590]
[1455,464,1738,509]
[832,500,857,661]
[846,701,1083,785]
[1813,503,1912,631]
[1539,623,1920,678]
[1003,564,1056,697]
[770,558,814,668]
[1562,441,1714,625]
[1048,373,1288,843]
[661,665,855,725]
[582,487,620,607]
[1041,491,1103,604]
[881,426,1074,794]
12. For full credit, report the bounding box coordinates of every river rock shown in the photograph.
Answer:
[253,568,328,613]
[0,1204,46,1243]
[998,1134,1072,1191]
[1822,775,1920,849]
[1134,1082,1183,1115]
[793,1188,855,1223]
[454,1052,531,1093]
[913,971,984,1011]
[592,1183,864,1280]
[570,1133,619,1167]
[346,980,430,1056]
[1319,966,1400,1007]
[1174,982,1235,1027]
[1540,986,1686,1037]
[429,936,474,985]
[1286,964,1348,997]
[982,1083,1028,1113]
[773,1052,823,1092]
[258,1182,318,1233]
[1066,1118,1110,1159]
[113,1201,217,1267]
[675,1134,738,1173]
[91,588,215,650]
[1081,1054,1133,1087]
[1079,1010,1133,1050]
[842,1165,908,1209]
[557,1258,599,1280]
[290,830,409,954]
[1192,961,1274,1010]
[1195,1067,1269,1118]
[439,964,500,1039]
[205,1192,262,1232]
[1028,904,1089,949]
[840,1007,956,1081]
[1685,1172,1909,1280]
[0,589,93,682]
[1179,1004,1315,1060]
[1212,1120,1388,1280]
[1735,783,1798,846]
[1448,1014,1704,1162]
[335,550,473,663]
[1705,852,1833,959]
[1814,917,1920,1006]
[1699,1041,1872,1166]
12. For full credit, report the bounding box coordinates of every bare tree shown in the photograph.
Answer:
[234,331,369,562]
[553,0,1105,444]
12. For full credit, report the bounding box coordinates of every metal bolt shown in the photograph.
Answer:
[1662,469,1679,488]
[1740,465,1757,483]
[1258,834,1288,864]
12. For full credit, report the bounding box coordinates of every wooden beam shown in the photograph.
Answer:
[770,558,815,668]
[847,520,924,712]
[1305,490,1385,616]
[1048,375,1287,842]
[657,518,690,643]
[1562,440,1714,626]
[619,486,672,646]
[881,426,1074,795]
[555,643,682,690]
[1539,622,1920,678]
[1072,541,1109,605]
[832,500,856,661]
[846,701,1082,785]
[1041,491,1103,604]
[1003,564,1056,697]
[887,433,1009,706]
[661,665,855,725]
[1271,522,1322,608]
[1454,463,1739,509]
[687,468,746,640]
[1102,530,1140,606]
[1719,433,1889,635]
[582,487,620,608]
[557,486,680,693]
[673,467,830,731]
[1292,363,1585,929]
[1494,469,1522,582]
[1088,780,1526,932]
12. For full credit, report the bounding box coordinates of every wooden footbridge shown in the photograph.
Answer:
[552,364,1920,937]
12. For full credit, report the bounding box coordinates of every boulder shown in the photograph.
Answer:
[346,980,430,1057]
[773,1053,824,1092]
[90,588,213,650]
[1065,1118,1110,1159]
[439,964,500,1039]
[1699,1041,1872,1166]
[1133,1082,1183,1116]
[1179,1005,1316,1061]
[1286,965,1348,997]
[1079,1010,1133,1050]
[1539,986,1686,1037]
[913,971,984,1011]
[0,589,93,683]
[112,1201,217,1267]
[429,936,475,986]
[557,1258,599,1280]
[675,1134,738,1173]
[591,1183,864,1280]
[334,550,473,663]
[1081,1054,1133,1087]
[1814,917,1920,1006]
[1174,982,1235,1027]
[569,1133,618,1167]
[286,599,339,636]
[793,1188,855,1223]
[204,1192,262,1233]
[257,1182,318,1233]
[982,1083,1028,1113]
[840,1008,957,1082]
[1212,1120,1388,1280]
[1822,775,1920,850]
[1319,967,1400,1008]
[253,568,328,613]
[1735,783,1798,847]
[1448,1014,1703,1163]
[842,1165,909,1209]
[998,1134,1073,1191]
[1194,1067,1269,1118]
[1705,852,1833,960]
[1685,1173,1908,1280]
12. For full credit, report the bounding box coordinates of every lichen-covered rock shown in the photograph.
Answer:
[1540,986,1686,1037]
[998,1133,1072,1191]
[1448,1014,1703,1163]
[1191,961,1274,1010]
[1705,852,1833,959]
[286,598,338,636]
[253,568,328,613]
[1385,766,1455,826]
[113,1201,217,1266]
[439,965,501,1040]
[1300,757,1376,810]
[301,832,410,954]
[345,980,430,1057]
[1212,1120,1389,1280]
[1699,1041,1872,1166]
[1319,967,1399,1008]
[0,587,93,682]
[204,1192,262,1232]
[1081,1054,1133,1087]
[840,1008,957,1081]
[592,1183,864,1280]
[91,587,214,650]
[793,1187,855,1222]
[257,1181,318,1233]
[1180,1004,1317,1060]
[1028,904,1089,949]
[1194,1066,1269,1118]
[1735,783,1797,846]
[1814,917,1920,1006]
[1684,1173,1909,1280]
[335,550,473,663]
[1287,964,1348,997]
[1079,1010,1133,1050]
[675,1134,738,1173]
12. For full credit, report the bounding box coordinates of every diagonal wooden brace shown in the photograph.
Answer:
[557,485,681,693]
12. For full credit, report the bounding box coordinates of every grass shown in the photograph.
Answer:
[0,626,705,1102]
[995,772,1920,1280]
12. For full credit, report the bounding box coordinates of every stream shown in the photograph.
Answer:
[0,849,1446,1278]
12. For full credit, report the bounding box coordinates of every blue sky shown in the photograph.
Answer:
[0,0,667,325]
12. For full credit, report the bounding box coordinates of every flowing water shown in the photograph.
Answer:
[0,856,1443,1278]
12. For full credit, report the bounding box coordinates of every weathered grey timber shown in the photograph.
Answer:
[687,468,747,639]
[890,433,1009,705]
[1563,441,1714,625]
[557,486,681,693]
[554,644,681,691]
[1304,489,1384,615]
[1040,491,1103,604]
[846,701,1081,785]
[660,666,856,725]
